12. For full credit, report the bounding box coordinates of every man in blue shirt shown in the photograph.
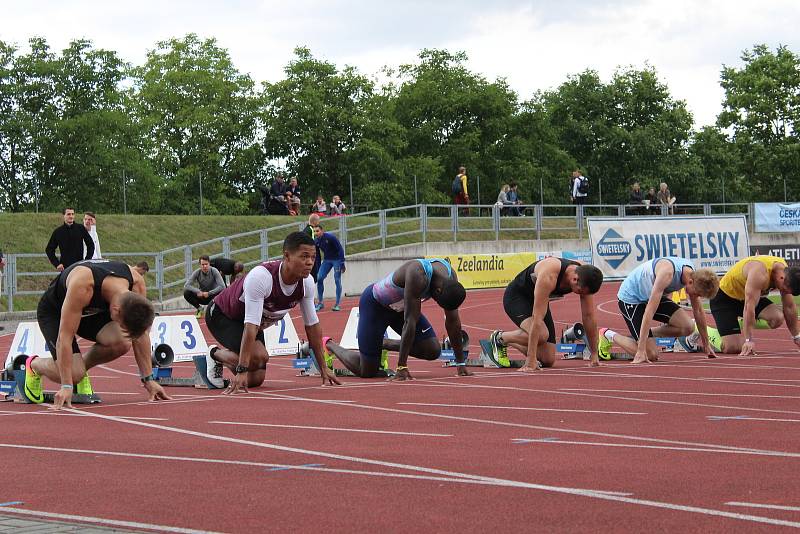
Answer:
[313,224,346,311]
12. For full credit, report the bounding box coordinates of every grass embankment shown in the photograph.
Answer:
[0,210,583,311]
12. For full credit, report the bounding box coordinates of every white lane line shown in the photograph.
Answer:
[0,506,219,534]
[559,388,800,399]
[254,390,800,458]
[397,403,647,416]
[208,421,452,437]
[707,415,800,423]
[510,438,800,458]
[0,442,622,491]
[726,502,800,512]
[100,364,139,376]
[0,412,166,421]
[58,408,800,528]
[562,369,800,389]
[418,380,800,416]
[82,398,216,410]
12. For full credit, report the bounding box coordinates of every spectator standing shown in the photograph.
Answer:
[645,187,658,214]
[210,257,245,286]
[657,182,676,215]
[508,182,523,216]
[329,195,347,215]
[312,195,328,215]
[629,183,644,215]
[571,170,589,205]
[45,207,94,271]
[452,166,469,214]
[313,224,346,311]
[303,213,322,282]
[184,255,225,317]
[83,211,102,259]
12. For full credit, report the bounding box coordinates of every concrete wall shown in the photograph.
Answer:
[314,232,800,301]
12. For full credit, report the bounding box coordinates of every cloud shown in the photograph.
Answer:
[2,0,799,127]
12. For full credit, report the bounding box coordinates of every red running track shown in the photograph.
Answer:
[2,282,800,533]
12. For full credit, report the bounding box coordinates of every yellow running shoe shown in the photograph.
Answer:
[488,331,510,367]
[322,336,334,369]
[380,349,389,370]
[76,374,93,396]
[706,327,722,352]
[24,356,44,404]
[598,328,613,361]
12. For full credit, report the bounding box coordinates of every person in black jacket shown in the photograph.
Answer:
[45,208,94,271]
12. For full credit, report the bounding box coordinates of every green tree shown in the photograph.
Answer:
[391,49,517,204]
[718,44,800,201]
[543,66,694,204]
[263,47,374,203]
[132,34,265,214]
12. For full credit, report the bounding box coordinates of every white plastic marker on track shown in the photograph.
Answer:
[59,407,800,528]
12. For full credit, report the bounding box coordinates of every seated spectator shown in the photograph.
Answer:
[183,255,225,317]
[629,182,644,214]
[644,187,658,214]
[311,195,328,215]
[210,257,244,286]
[507,182,523,216]
[657,182,676,215]
[329,195,347,216]
[284,191,298,216]
[496,184,512,215]
[286,177,302,214]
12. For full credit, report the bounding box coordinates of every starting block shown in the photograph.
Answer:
[151,352,229,389]
[1,368,101,404]
[293,343,358,378]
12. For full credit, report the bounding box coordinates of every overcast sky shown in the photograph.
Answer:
[3,0,799,127]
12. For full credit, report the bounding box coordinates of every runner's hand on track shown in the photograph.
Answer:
[145,381,173,401]
[739,340,757,357]
[701,343,717,359]
[50,388,73,411]
[793,337,800,351]
[456,366,473,377]
[389,368,414,381]
[224,372,249,394]
[320,369,341,386]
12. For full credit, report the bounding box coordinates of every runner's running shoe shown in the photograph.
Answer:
[76,374,94,395]
[487,330,510,367]
[380,349,389,370]
[598,328,613,361]
[205,345,225,388]
[322,337,334,369]
[24,356,44,404]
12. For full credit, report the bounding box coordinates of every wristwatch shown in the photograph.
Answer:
[234,364,248,375]
[140,374,154,384]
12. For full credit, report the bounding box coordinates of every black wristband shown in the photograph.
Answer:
[140,374,154,384]
[234,364,248,375]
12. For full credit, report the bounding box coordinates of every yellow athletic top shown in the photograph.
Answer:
[460,174,469,196]
[719,255,787,300]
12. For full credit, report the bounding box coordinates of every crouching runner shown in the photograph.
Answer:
[325,259,469,380]
[205,232,341,391]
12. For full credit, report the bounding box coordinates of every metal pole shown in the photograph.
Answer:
[722,176,726,213]
[784,177,788,202]
[122,171,127,215]
[476,175,481,206]
[35,176,39,213]
[598,177,602,205]
[199,172,204,215]
[414,174,418,205]
[539,176,543,206]
[349,173,354,213]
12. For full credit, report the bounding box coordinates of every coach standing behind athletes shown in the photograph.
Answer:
[46,207,94,272]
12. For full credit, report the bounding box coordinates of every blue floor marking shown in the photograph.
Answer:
[266,463,324,472]
[0,502,24,506]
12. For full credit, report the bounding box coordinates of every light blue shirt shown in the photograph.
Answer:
[618,257,694,304]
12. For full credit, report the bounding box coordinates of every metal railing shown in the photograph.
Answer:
[0,202,754,311]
